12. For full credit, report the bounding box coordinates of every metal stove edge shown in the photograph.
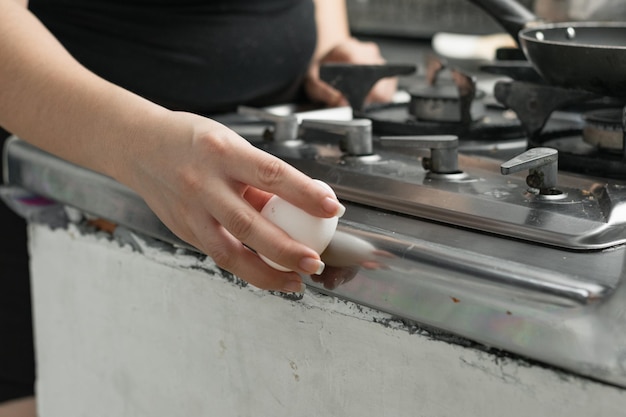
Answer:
[4,136,626,389]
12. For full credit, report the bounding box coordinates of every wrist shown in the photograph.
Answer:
[104,103,181,191]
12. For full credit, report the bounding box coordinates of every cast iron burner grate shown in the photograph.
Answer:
[493,78,626,179]
[360,100,524,141]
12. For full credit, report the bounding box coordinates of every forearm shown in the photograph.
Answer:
[0,0,178,184]
[305,0,395,106]
[0,0,346,290]
[312,0,351,62]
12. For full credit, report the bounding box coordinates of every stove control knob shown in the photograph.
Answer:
[501,147,560,194]
[237,106,299,142]
[379,135,459,174]
[300,119,373,156]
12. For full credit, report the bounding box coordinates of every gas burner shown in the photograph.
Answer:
[362,100,523,141]
[582,108,623,152]
[534,134,626,179]
[412,54,486,124]
[363,67,525,143]
[534,112,626,178]
[535,113,626,178]
[407,83,486,123]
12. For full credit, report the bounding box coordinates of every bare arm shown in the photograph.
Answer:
[0,0,345,291]
[311,0,351,63]
[0,1,168,180]
[306,0,397,106]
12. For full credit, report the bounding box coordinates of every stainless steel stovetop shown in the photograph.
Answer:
[6,99,626,388]
[5,44,626,388]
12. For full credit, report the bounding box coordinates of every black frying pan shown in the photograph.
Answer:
[468,0,626,96]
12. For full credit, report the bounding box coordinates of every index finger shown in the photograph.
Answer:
[226,141,345,219]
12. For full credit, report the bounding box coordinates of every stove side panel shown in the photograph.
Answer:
[28,223,626,417]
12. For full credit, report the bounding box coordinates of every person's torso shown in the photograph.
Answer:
[29,0,317,114]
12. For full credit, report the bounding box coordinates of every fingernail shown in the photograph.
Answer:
[323,197,346,218]
[282,280,306,294]
[299,257,325,275]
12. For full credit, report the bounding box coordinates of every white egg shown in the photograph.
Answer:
[259,180,340,272]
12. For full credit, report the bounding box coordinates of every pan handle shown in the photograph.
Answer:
[467,0,539,42]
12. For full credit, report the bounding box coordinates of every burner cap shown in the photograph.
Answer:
[409,84,463,100]
[582,108,623,152]
[408,84,486,123]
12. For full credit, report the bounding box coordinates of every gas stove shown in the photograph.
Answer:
[5,50,626,389]
[227,60,626,388]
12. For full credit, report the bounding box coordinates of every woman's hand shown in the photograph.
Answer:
[120,111,345,293]
[0,0,346,293]
[304,37,398,107]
